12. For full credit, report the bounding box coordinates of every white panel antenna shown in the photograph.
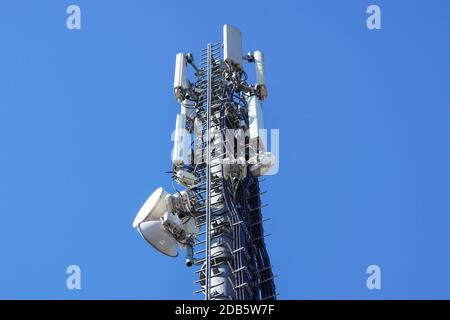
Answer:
[254,50,268,100]
[247,95,266,154]
[223,24,243,70]
[174,53,189,101]
[172,114,187,168]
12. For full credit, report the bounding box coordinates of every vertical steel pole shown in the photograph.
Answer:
[205,43,212,300]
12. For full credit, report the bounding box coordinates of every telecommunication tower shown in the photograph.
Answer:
[133,25,277,300]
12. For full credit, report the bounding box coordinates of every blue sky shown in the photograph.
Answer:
[0,0,449,299]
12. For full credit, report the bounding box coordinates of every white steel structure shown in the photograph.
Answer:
[133,25,276,300]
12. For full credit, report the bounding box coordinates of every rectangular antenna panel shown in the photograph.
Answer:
[223,24,243,70]
[254,50,266,86]
[172,114,187,168]
[247,95,266,154]
[174,53,188,99]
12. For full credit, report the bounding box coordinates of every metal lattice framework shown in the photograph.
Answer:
[134,25,276,300]
[188,42,276,300]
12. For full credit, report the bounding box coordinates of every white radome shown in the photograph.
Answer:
[137,220,178,257]
[133,187,169,228]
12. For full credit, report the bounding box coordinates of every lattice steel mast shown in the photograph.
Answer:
[133,25,277,300]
